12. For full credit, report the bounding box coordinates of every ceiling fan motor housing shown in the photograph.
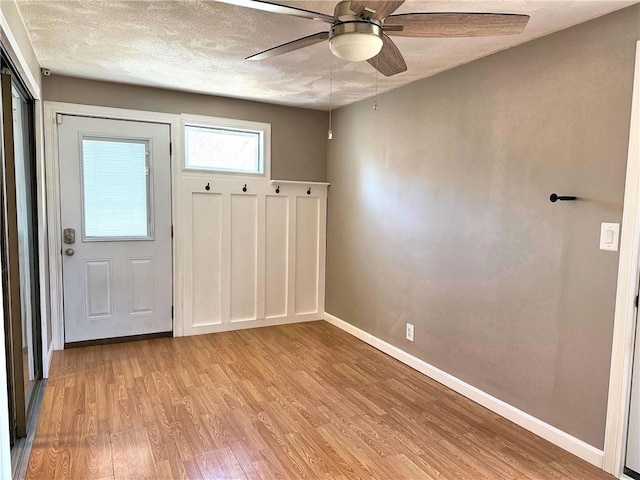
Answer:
[329,1,384,62]
[329,22,384,61]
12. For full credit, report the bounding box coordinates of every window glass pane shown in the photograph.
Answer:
[185,125,261,173]
[82,138,150,238]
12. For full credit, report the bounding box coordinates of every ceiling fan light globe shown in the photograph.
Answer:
[329,33,383,62]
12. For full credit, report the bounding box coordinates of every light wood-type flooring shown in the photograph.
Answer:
[27,321,613,479]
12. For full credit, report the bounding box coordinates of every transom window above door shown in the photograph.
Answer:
[182,114,271,177]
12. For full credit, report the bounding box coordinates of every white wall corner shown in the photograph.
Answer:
[323,311,605,469]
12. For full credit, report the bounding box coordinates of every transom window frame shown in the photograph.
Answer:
[79,134,156,242]
[181,113,271,179]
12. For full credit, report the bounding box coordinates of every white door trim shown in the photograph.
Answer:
[43,102,181,350]
[0,10,40,101]
[603,41,640,476]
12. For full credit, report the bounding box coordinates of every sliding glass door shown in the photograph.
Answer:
[0,53,41,444]
[11,77,41,424]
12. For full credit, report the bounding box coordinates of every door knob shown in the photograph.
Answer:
[64,248,75,256]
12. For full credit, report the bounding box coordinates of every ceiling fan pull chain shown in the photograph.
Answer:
[373,56,379,110]
[328,50,333,140]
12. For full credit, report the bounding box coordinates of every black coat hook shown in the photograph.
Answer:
[550,193,577,203]
[275,186,280,194]
[243,184,247,192]
[205,182,210,191]
[307,187,311,195]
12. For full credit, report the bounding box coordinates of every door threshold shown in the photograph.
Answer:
[64,330,172,349]
[625,468,640,480]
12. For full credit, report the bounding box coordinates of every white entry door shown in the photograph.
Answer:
[58,115,172,343]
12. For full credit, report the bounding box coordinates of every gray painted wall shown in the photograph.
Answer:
[326,5,640,449]
[43,75,328,182]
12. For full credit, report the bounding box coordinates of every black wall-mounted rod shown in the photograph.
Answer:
[550,193,577,203]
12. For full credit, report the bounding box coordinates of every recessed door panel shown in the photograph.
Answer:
[128,257,155,316]
[85,260,113,319]
[230,194,257,322]
[192,193,222,326]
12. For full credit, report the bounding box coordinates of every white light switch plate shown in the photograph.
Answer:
[600,222,620,251]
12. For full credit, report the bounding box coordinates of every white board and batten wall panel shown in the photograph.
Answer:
[230,193,259,323]
[265,195,289,318]
[295,197,320,315]
[190,192,223,327]
[177,177,328,336]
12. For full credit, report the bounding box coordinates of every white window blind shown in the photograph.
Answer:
[82,138,151,239]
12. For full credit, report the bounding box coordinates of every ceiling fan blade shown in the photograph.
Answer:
[349,1,405,20]
[246,31,330,60]
[368,34,407,77]
[214,0,335,23]
[385,13,530,37]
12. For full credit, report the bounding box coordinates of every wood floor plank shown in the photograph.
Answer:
[68,432,113,480]
[228,441,261,477]
[27,321,614,479]
[195,447,247,479]
[111,428,158,480]
[384,453,438,480]
[252,458,291,480]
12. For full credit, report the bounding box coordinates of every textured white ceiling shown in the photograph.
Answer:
[17,0,638,110]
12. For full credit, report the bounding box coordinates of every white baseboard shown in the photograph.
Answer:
[180,312,322,337]
[324,312,605,468]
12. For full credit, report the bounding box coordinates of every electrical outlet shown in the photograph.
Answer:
[406,323,415,342]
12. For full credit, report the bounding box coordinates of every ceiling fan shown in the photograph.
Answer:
[215,0,530,77]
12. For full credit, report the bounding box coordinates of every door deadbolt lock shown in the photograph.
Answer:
[63,228,75,245]
[64,248,75,256]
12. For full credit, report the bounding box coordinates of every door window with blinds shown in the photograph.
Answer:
[81,136,153,240]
